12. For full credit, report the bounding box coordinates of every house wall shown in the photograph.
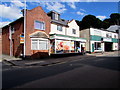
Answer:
[2,18,24,57]
[25,6,51,58]
[2,26,10,55]
[80,29,90,52]
[50,23,66,35]
[67,20,79,37]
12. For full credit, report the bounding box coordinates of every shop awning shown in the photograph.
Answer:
[50,34,86,42]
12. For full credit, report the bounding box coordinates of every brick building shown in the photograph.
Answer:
[2,6,51,59]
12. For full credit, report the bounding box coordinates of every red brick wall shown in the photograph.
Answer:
[2,18,24,57]
[2,6,51,58]
[2,26,10,55]
[12,18,24,57]
[25,6,51,57]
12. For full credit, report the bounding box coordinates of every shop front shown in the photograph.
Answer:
[50,34,86,54]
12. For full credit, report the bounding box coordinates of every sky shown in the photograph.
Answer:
[0,0,119,28]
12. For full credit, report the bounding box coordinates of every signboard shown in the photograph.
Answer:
[103,38,112,42]
[20,34,24,44]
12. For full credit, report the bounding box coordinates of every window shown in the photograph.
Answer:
[95,42,101,50]
[114,35,117,38]
[34,21,45,30]
[32,40,38,50]
[31,39,48,50]
[11,26,15,34]
[106,33,112,38]
[72,29,76,34]
[57,25,62,31]
[55,14,58,20]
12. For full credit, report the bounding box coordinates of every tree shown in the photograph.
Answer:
[79,15,102,30]
[110,13,120,25]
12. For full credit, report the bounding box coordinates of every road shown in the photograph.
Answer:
[2,52,120,89]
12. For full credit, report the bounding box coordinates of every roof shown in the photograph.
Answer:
[107,25,120,32]
[51,19,68,26]
[47,10,60,15]
[2,17,24,28]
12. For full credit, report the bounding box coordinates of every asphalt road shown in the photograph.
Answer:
[2,55,120,89]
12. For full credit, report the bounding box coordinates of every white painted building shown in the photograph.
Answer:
[80,28,119,53]
[48,11,86,54]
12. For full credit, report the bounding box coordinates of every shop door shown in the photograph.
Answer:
[105,42,113,51]
[92,44,94,52]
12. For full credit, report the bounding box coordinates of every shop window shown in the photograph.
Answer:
[57,25,62,31]
[72,29,76,34]
[34,20,45,30]
[31,39,48,50]
[95,42,101,50]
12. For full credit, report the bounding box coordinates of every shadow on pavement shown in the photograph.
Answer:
[78,56,120,71]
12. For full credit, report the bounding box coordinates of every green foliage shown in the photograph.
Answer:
[78,13,120,30]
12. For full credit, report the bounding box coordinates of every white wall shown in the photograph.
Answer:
[50,23,66,35]
[113,43,118,50]
[67,20,79,37]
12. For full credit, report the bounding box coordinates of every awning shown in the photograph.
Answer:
[50,34,86,42]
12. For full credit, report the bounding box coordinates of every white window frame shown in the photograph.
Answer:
[34,20,45,30]
[55,13,58,20]
[57,25,62,31]
[31,38,48,50]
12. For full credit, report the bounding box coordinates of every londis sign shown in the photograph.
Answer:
[20,34,24,44]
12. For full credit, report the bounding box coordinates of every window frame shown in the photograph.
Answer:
[94,42,101,50]
[34,20,45,30]
[31,38,48,50]
[57,25,62,31]
[55,13,59,20]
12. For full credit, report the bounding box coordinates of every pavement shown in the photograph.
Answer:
[1,51,120,70]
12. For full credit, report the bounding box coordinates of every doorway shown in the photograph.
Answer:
[104,42,113,51]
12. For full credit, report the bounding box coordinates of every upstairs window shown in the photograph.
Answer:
[34,21,45,30]
[106,33,112,38]
[114,35,117,38]
[72,29,76,34]
[57,25,62,31]
[55,13,58,20]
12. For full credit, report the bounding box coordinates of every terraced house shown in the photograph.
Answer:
[2,6,86,59]
[80,28,119,53]
[1,6,119,59]
[47,11,86,54]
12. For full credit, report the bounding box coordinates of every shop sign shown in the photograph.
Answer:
[20,34,24,44]
[103,38,112,42]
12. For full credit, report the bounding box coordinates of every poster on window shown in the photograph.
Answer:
[56,40,64,53]
[56,40,74,53]
[70,41,74,50]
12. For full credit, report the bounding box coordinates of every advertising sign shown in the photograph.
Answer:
[20,34,24,44]
[55,40,74,53]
